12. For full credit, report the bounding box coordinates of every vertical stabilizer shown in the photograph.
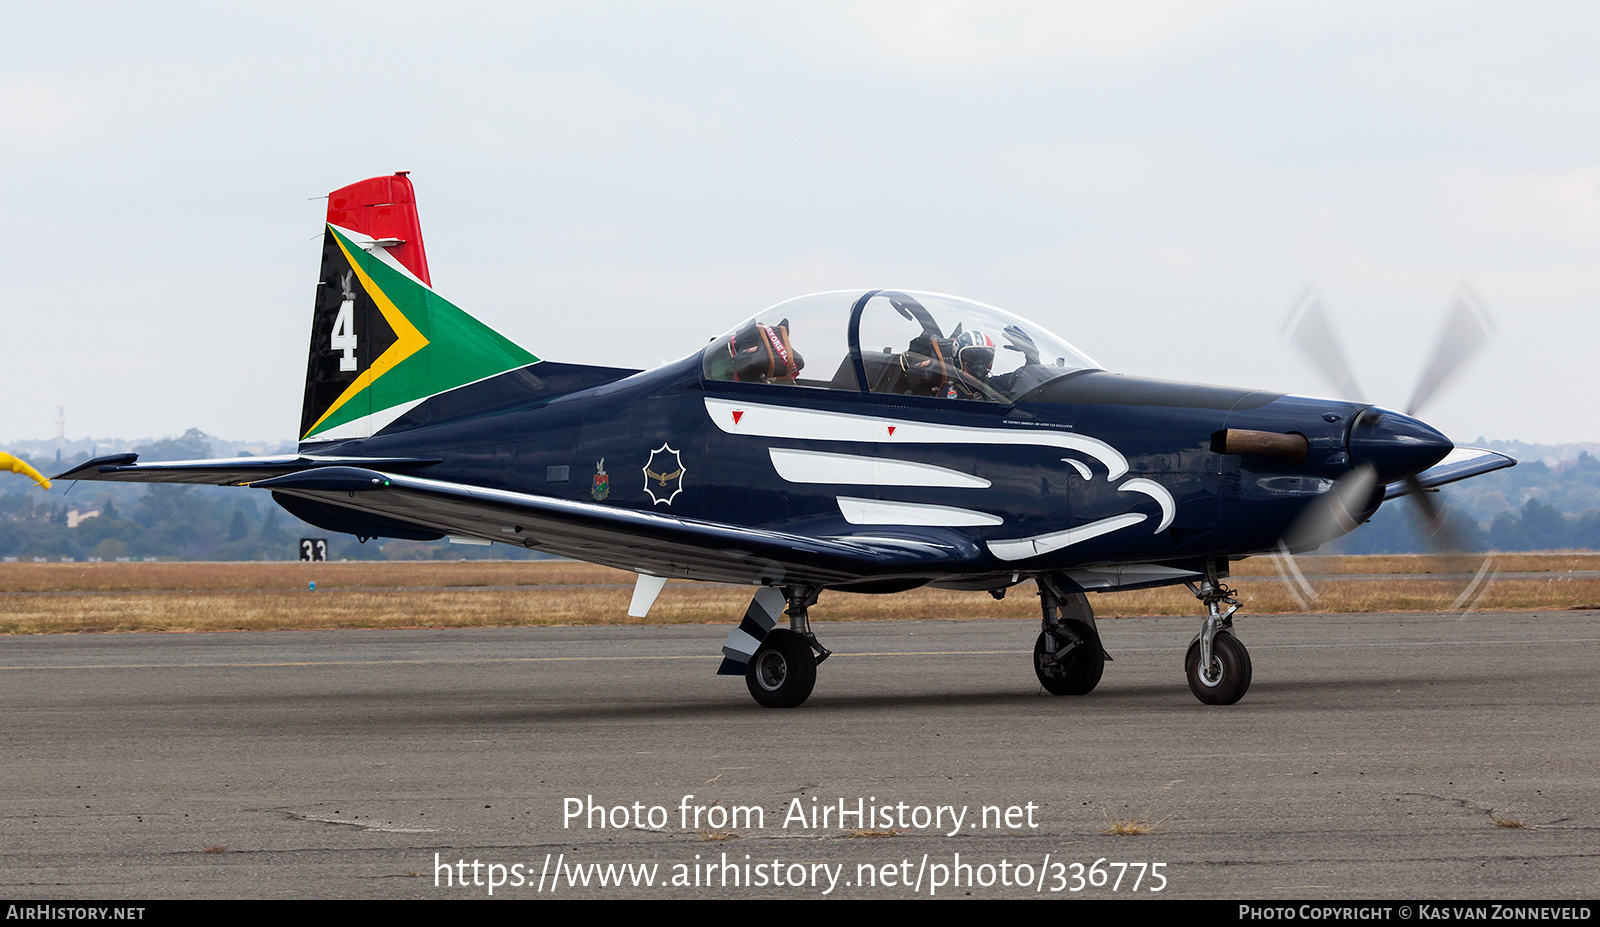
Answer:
[300,174,539,445]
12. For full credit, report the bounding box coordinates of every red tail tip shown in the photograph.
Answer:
[325,173,432,286]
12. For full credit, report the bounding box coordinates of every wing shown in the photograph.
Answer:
[1381,446,1516,500]
[255,467,982,586]
[54,453,442,486]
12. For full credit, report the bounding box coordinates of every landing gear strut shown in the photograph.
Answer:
[1184,577,1252,705]
[744,586,830,708]
[1033,574,1106,695]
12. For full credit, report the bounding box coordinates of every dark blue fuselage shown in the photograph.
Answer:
[287,353,1403,592]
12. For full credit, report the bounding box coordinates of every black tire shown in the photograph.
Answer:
[1034,620,1104,695]
[1185,631,1253,705]
[745,629,817,708]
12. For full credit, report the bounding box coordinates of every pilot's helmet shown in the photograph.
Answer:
[953,330,996,380]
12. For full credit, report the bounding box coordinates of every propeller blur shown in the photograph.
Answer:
[1280,285,1505,614]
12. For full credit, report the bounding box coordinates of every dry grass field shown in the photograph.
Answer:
[1,553,1597,635]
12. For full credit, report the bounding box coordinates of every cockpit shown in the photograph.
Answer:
[701,290,1100,403]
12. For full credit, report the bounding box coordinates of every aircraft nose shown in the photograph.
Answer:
[1346,407,1453,483]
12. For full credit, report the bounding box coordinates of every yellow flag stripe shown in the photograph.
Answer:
[303,230,432,438]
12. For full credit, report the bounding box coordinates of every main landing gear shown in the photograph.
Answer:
[726,574,1254,707]
[1033,574,1107,696]
[744,586,831,708]
[1028,570,1254,705]
[1183,578,1252,705]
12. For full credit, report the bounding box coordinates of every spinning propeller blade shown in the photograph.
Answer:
[1283,288,1367,403]
[1404,286,1494,417]
[1395,474,1496,613]
[1282,464,1380,553]
[1276,286,1499,612]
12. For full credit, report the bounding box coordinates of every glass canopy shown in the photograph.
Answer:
[701,289,1099,403]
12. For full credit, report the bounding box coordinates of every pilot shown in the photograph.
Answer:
[722,318,803,383]
[898,328,997,399]
[944,329,996,399]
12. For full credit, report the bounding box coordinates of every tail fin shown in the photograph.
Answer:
[300,173,538,444]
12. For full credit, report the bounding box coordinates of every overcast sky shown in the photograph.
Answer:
[3,2,1596,448]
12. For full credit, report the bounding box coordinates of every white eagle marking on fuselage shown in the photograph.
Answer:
[705,398,1177,560]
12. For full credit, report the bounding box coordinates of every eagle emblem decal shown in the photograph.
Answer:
[643,444,685,506]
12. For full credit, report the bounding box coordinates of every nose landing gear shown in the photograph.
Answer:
[1184,578,1252,705]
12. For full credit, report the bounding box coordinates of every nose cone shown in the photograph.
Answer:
[1346,407,1453,483]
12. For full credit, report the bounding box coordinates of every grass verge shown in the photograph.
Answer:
[1,556,1596,635]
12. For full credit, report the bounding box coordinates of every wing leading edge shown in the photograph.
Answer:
[54,453,443,486]
[1381,446,1516,501]
[255,467,982,586]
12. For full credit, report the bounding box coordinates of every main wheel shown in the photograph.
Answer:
[1185,631,1253,705]
[745,629,817,708]
[1034,620,1104,695]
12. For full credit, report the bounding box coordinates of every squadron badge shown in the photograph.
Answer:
[643,444,685,506]
[591,458,610,501]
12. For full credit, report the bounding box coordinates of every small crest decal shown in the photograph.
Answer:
[643,444,685,506]
[591,458,610,501]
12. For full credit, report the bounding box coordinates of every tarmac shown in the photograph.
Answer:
[2,610,1596,899]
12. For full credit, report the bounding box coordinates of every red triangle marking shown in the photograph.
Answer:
[887,425,896,436]
[731,410,745,425]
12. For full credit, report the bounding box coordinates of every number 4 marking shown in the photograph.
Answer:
[332,299,358,371]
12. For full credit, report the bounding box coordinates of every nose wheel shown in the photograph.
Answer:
[1185,630,1252,704]
[1184,577,1253,705]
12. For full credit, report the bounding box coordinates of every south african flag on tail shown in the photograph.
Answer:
[300,173,539,444]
